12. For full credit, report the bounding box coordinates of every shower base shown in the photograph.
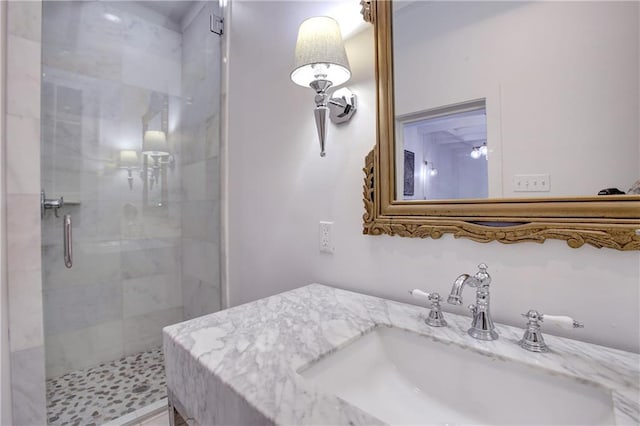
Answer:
[46,348,166,425]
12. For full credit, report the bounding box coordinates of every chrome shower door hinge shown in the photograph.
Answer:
[210,14,224,35]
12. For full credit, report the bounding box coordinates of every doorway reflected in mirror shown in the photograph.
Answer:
[397,102,488,200]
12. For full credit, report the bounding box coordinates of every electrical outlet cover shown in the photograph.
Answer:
[319,221,334,254]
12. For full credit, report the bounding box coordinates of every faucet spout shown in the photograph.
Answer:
[447,274,470,305]
[448,264,498,341]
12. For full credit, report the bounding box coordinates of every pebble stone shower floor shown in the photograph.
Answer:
[46,348,166,425]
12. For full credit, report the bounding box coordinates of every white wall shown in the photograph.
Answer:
[227,1,640,353]
[394,1,639,198]
[421,134,489,200]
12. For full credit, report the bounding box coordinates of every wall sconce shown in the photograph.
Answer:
[119,150,139,190]
[470,142,488,159]
[427,161,438,176]
[291,16,357,157]
[142,130,173,189]
[142,130,169,156]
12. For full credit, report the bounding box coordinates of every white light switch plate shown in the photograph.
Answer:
[513,174,550,192]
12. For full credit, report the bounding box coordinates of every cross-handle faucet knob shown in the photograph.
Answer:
[519,309,584,353]
[410,289,447,327]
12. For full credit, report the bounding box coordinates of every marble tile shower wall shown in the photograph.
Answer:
[40,1,185,378]
[180,2,222,320]
[6,1,47,424]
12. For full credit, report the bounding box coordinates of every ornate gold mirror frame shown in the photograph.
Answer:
[360,0,640,250]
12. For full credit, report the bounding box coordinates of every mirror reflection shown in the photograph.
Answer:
[398,101,488,200]
[393,1,639,201]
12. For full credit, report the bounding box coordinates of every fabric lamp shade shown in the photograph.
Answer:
[119,150,139,168]
[142,130,169,156]
[291,16,351,88]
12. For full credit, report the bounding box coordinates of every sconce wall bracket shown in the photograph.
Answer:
[329,91,357,124]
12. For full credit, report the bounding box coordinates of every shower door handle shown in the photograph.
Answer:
[63,214,72,268]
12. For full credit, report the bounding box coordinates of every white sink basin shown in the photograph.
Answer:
[299,327,615,425]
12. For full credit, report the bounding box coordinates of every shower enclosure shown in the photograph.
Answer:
[39,1,222,424]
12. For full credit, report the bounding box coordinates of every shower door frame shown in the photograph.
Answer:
[0,1,13,423]
[3,0,47,424]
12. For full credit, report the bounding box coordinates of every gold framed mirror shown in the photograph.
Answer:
[361,0,640,250]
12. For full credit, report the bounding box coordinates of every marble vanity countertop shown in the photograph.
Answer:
[163,284,640,425]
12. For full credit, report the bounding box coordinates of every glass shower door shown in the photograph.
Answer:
[40,1,222,424]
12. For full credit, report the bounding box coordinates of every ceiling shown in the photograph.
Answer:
[411,109,487,148]
[135,1,199,24]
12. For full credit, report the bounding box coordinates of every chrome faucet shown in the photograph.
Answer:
[447,263,498,341]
